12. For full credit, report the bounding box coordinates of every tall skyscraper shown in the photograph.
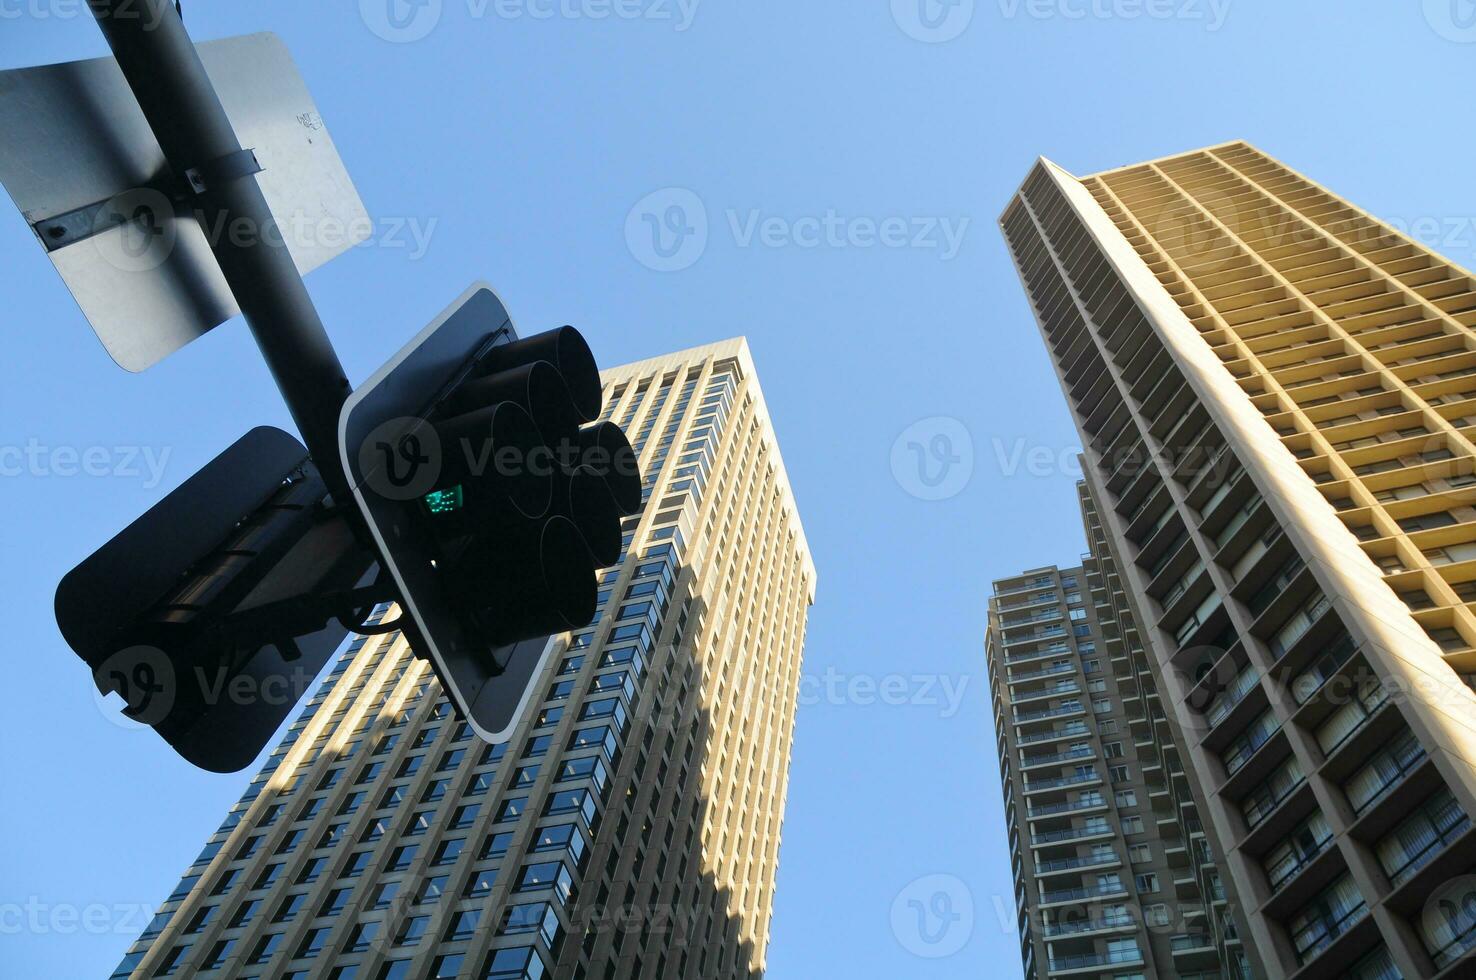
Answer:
[110,338,815,980]
[998,141,1476,979]
[988,549,1236,980]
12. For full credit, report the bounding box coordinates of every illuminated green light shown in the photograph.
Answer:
[423,485,465,515]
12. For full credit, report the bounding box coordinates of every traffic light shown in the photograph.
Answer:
[55,428,381,772]
[421,326,641,645]
[341,284,642,743]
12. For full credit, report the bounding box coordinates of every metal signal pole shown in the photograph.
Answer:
[88,0,353,501]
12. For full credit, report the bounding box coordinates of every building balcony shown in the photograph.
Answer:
[1008,663,1077,685]
[1010,683,1080,706]
[1030,825,1117,849]
[1023,772,1102,796]
[1265,835,1336,894]
[1014,704,1086,725]
[1021,747,1094,770]
[1027,796,1107,819]
[1004,646,1075,668]
[1034,852,1120,878]
[1046,949,1144,976]
[1204,669,1262,731]
[1170,934,1219,972]
[1041,914,1136,939]
[995,576,1057,597]
[1017,724,1090,747]
[1038,882,1130,907]
[1000,610,1065,630]
[1003,626,1069,648]
[1291,902,1371,973]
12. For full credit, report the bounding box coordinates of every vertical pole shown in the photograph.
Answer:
[88,0,353,502]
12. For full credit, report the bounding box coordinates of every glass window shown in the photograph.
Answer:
[171,874,202,901]
[483,946,546,980]
[532,823,587,865]
[152,944,191,976]
[1345,729,1426,813]
[318,822,347,848]
[579,699,623,722]
[517,862,574,902]
[253,864,282,890]
[319,888,351,917]
[342,851,372,878]
[415,875,449,904]
[428,955,464,979]
[394,915,430,947]
[444,909,481,941]
[432,838,466,866]
[346,922,380,953]
[1377,786,1470,887]
[483,832,515,860]
[1289,873,1367,964]
[464,868,499,899]
[183,905,216,934]
[227,900,258,928]
[502,902,562,948]
[396,757,422,778]
[370,881,400,910]
[199,939,234,971]
[272,893,305,922]
[247,934,282,965]
[296,857,326,884]
[543,789,596,825]
[568,726,619,761]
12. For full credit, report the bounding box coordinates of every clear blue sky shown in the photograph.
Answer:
[3,2,1475,977]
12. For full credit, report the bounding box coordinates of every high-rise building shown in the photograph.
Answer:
[109,338,816,980]
[998,141,1476,979]
[988,550,1236,980]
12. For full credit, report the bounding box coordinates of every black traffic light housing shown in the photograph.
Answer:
[341,284,641,743]
[54,427,381,772]
[420,325,640,645]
